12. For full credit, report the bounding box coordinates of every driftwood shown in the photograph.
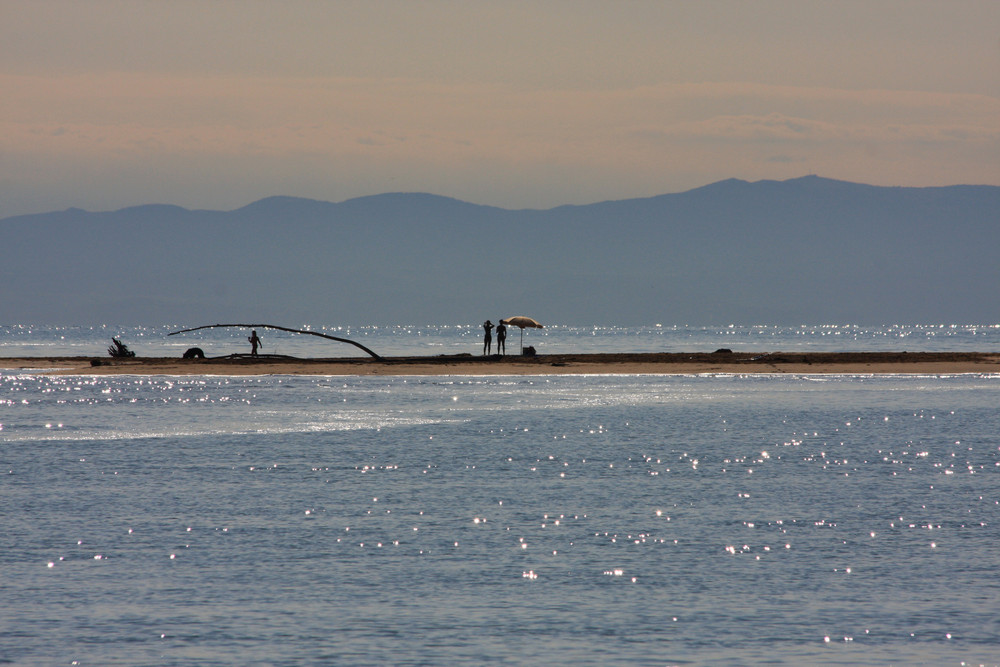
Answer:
[108,338,136,358]
[167,323,383,360]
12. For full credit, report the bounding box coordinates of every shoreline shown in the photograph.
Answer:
[3,351,999,376]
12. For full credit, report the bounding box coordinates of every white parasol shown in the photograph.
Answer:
[500,317,543,353]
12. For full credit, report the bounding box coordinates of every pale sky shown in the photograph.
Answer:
[2,0,998,218]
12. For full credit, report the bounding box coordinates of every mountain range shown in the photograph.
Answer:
[4,176,998,326]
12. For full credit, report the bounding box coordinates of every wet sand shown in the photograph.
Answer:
[3,351,999,376]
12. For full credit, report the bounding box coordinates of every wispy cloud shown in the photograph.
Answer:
[2,73,997,213]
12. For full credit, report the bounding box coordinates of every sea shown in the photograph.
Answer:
[2,324,1000,666]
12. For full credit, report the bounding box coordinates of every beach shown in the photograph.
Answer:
[5,351,999,375]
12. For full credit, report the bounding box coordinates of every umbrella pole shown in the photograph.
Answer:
[520,328,524,354]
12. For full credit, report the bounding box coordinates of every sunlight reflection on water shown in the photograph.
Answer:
[2,372,999,665]
[2,322,1000,357]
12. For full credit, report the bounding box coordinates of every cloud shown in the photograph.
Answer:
[765,155,807,164]
[5,74,995,150]
[635,111,1000,146]
[1,73,997,215]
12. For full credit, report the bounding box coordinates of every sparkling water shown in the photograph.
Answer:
[2,323,999,358]
[3,371,999,665]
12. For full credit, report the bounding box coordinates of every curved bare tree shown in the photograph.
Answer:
[168,323,383,360]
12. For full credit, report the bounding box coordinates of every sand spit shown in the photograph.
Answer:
[3,351,998,376]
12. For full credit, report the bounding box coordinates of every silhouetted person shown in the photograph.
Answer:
[248,330,262,357]
[496,320,507,355]
[483,320,493,355]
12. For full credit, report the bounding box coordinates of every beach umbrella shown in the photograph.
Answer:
[500,316,543,353]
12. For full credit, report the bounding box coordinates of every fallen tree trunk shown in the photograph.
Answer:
[168,323,383,360]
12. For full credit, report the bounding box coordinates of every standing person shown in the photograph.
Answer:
[496,320,507,356]
[248,330,262,357]
[483,320,493,355]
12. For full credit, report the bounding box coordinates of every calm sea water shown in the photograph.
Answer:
[2,323,999,358]
[2,367,1000,666]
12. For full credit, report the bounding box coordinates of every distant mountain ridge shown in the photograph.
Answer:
[30,174,990,217]
[4,177,998,326]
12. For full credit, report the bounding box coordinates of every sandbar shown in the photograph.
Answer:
[2,352,999,376]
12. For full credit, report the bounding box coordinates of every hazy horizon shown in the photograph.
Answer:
[3,1,998,219]
[10,173,990,219]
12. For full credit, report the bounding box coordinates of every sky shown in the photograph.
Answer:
[2,0,998,219]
